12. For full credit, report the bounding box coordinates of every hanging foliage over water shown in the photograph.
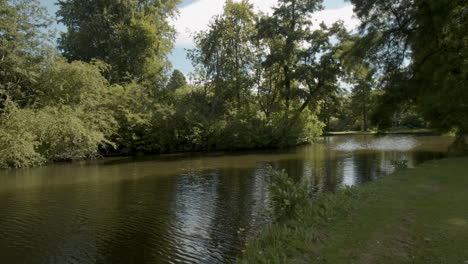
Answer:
[348,0,468,153]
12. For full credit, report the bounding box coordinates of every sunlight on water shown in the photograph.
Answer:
[341,157,357,187]
[0,135,452,264]
[334,136,418,152]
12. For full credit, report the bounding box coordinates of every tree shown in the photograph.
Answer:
[349,0,468,153]
[57,0,180,86]
[33,58,112,108]
[258,0,322,110]
[350,81,375,131]
[166,69,187,90]
[257,0,346,121]
[346,64,376,131]
[189,0,257,110]
[318,87,348,131]
[0,0,54,106]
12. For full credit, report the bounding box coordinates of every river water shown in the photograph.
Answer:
[0,135,452,263]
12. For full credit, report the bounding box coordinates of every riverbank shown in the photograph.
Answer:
[238,157,468,263]
[325,128,435,136]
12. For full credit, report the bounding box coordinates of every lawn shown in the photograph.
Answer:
[238,157,468,264]
[325,129,435,136]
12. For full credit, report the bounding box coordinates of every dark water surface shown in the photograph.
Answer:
[0,135,452,263]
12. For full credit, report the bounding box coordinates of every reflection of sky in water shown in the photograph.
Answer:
[334,136,418,152]
[173,172,220,262]
[341,157,357,187]
[170,167,271,263]
[0,135,451,264]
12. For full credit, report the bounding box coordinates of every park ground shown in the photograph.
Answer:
[238,156,468,264]
[325,128,435,136]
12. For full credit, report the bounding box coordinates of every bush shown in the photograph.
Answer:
[0,102,115,168]
[0,104,44,168]
[267,165,311,219]
[33,58,111,107]
[34,106,115,161]
[269,108,324,147]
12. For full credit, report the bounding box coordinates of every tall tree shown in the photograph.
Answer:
[189,0,257,110]
[349,0,468,152]
[57,0,180,86]
[166,69,187,90]
[318,87,347,131]
[344,62,376,131]
[257,0,346,122]
[258,0,322,110]
[350,79,374,131]
[0,0,53,106]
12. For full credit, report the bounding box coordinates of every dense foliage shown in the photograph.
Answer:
[0,101,114,168]
[0,0,465,168]
[0,0,54,106]
[348,0,468,152]
[57,0,179,85]
[0,0,339,168]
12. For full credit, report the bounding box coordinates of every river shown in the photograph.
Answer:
[0,135,453,263]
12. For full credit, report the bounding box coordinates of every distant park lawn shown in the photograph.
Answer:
[238,157,468,263]
[325,128,435,136]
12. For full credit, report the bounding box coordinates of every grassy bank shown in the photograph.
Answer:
[238,157,468,263]
[325,128,435,136]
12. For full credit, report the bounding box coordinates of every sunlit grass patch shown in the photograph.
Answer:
[238,157,468,264]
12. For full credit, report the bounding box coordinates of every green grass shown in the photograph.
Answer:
[325,129,434,136]
[238,157,468,264]
[325,130,377,135]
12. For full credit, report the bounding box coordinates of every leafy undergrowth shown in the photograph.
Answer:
[238,157,468,264]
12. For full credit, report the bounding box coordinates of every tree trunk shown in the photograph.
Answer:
[363,110,368,131]
[448,128,468,156]
[283,65,290,111]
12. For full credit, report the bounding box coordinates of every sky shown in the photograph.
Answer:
[42,0,357,75]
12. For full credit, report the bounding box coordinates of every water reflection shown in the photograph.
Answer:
[0,135,452,263]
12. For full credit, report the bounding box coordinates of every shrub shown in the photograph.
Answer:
[33,58,111,107]
[0,102,115,168]
[0,103,44,168]
[267,165,311,219]
[34,106,115,161]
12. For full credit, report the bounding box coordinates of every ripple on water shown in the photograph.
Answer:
[0,135,450,264]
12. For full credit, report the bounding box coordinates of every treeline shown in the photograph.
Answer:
[0,0,340,168]
[319,87,425,132]
[1,0,466,168]
[1,0,180,168]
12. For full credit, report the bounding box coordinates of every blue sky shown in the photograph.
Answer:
[42,0,355,75]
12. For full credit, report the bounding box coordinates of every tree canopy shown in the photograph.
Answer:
[57,0,180,85]
[0,0,466,168]
[166,69,187,91]
[348,0,468,152]
[0,0,54,106]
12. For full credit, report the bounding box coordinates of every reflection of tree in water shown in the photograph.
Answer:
[322,146,340,192]
[354,152,380,184]
[172,166,270,263]
[88,146,447,263]
[0,168,183,264]
[0,135,451,264]
[95,175,180,263]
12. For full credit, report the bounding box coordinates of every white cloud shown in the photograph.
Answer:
[310,5,359,30]
[171,0,358,48]
[171,0,225,47]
